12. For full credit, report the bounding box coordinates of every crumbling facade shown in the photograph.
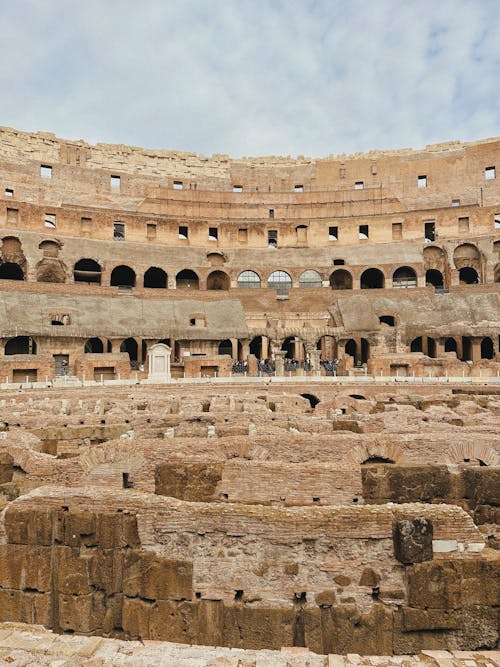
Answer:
[0,126,498,381]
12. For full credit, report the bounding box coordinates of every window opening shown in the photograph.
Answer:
[208,227,218,241]
[392,222,402,240]
[178,225,188,240]
[359,224,369,239]
[113,222,125,241]
[485,166,496,180]
[173,180,183,190]
[40,165,52,179]
[44,213,56,229]
[329,226,338,241]
[354,181,364,190]
[418,175,427,188]
[232,185,243,192]
[424,221,435,242]
[268,229,278,248]
[458,216,469,233]
[5,188,13,197]
[110,175,121,190]
[452,199,460,207]
[294,184,304,192]
[269,209,274,219]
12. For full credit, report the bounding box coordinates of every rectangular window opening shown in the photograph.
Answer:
[417,175,427,188]
[424,220,435,242]
[232,185,243,193]
[354,181,364,190]
[40,165,52,179]
[333,258,345,266]
[451,198,460,207]
[268,229,278,248]
[458,216,469,233]
[147,223,157,240]
[238,228,248,243]
[494,213,500,229]
[359,224,369,239]
[208,227,218,241]
[485,166,496,180]
[269,209,274,219]
[294,184,304,192]
[113,222,125,241]
[173,180,183,190]
[110,175,121,190]
[7,208,19,224]
[44,213,56,229]
[392,222,403,240]
[5,188,13,197]
[329,226,338,241]
[178,225,188,239]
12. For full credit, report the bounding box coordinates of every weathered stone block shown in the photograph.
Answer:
[393,517,433,564]
[155,462,223,501]
[123,551,193,601]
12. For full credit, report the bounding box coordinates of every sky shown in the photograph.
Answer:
[0,0,499,158]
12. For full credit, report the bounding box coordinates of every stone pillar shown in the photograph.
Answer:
[274,351,286,376]
[471,337,482,363]
[230,338,238,360]
[241,340,250,358]
[310,349,321,375]
[435,338,445,357]
[167,274,177,290]
[247,354,258,376]
[417,273,427,288]
[293,338,302,361]
[261,336,269,360]
[352,276,361,290]
[450,269,460,287]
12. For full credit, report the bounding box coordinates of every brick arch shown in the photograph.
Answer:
[445,443,498,466]
[347,442,405,465]
[78,441,145,473]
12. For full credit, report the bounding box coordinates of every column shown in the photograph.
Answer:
[471,337,482,364]
[261,336,269,360]
[274,351,286,376]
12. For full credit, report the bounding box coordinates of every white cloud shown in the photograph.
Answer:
[0,0,498,157]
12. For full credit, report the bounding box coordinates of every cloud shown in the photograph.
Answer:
[0,0,498,157]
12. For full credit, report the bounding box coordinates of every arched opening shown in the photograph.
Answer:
[110,265,136,287]
[462,336,473,361]
[459,267,479,284]
[379,315,395,326]
[207,270,230,291]
[144,267,167,289]
[268,270,292,294]
[281,336,295,359]
[301,393,320,408]
[218,339,233,356]
[84,338,104,353]
[345,339,357,364]
[176,269,199,290]
[5,336,36,355]
[427,337,436,358]
[444,337,458,354]
[120,338,138,364]
[481,337,494,360]
[39,240,60,258]
[299,269,322,288]
[237,270,261,288]
[425,269,444,288]
[330,269,352,290]
[74,259,102,284]
[249,336,263,359]
[392,266,417,288]
[0,262,24,280]
[361,455,395,464]
[410,337,423,353]
[360,268,384,289]
[349,394,366,400]
[361,338,370,364]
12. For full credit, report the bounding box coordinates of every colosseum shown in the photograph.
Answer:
[0,126,498,665]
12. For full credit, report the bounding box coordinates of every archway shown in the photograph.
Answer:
[144,267,167,288]
[379,315,395,326]
[0,262,24,280]
[444,337,458,354]
[459,267,479,284]
[299,269,322,288]
[427,337,436,358]
[249,336,263,359]
[410,337,423,353]
[111,265,136,287]
[84,338,104,354]
[5,336,36,354]
[207,270,230,290]
[330,269,352,290]
[237,270,261,288]
[268,270,292,294]
[345,339,358,364]
[392,266,417,288]
[281,336,295,359]
[300,393,320,408]
[426,269,444,288]
[74,259,102,284]
[360,338,370,364]
[360,268,384,289]
[481,337,494,359]
[218,339,233,356]
[120,338,138,363]
[361,455,395,464]
[176,269,199,290]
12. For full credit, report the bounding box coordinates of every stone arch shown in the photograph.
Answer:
[453,243,482,282]
[347,442,405,465]
[268,270,292,293]
[144,266,167,288]
[78,442,146,480]
[445,443,498,467]
[426,269,444,288]
[299,269,322,288]
[5,336,36,355]
[392,266,417,288]
[410,336,423,353]
[1,236,26,270]
[207,270,230,290]
[330,269,352,290]
[38,239,62,257]
[84,338,104,353]
[74,259,102,284]
[0,262,25,280]
[218,339,233,355]
[176,269,199,290]
[207,251,226,267]
[360,267,385,289]
[111,265,136,287]
[237,270,261,288]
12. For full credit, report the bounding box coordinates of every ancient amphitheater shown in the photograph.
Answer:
[0,127,498,665]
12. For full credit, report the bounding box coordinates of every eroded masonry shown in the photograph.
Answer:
[0,129,498,663]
